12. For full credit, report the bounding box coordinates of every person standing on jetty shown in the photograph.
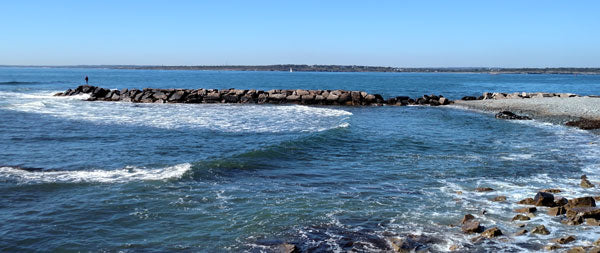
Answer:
[85,75,89,85]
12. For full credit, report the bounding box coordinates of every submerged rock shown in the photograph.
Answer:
[475,187,494,192]
[511,214,531,221]
[553,235,576,244]
[566,118,600,130]
[495,111,532,120]
[491,196,507,202]
[531,225,550,235]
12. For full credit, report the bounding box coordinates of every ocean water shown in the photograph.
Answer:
[1,67,600,252]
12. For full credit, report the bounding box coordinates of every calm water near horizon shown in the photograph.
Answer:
[1,67,600,252]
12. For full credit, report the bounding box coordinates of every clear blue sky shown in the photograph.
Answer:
[1,0,599,67]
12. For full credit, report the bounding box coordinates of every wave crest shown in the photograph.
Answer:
[0,163,192,184]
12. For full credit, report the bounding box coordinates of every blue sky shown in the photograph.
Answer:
[1,0,599,67]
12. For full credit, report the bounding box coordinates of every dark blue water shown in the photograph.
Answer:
[1,67,600,252]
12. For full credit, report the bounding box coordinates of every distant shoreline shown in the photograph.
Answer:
[1,65,600,75]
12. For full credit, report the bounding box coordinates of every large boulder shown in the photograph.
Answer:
[534,192,555,207]
[461,220,483,233]
[481,227,502,238]
[567,197,596,209]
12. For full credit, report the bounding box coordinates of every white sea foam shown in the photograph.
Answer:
[0,163,191,184]
[0,91,352,133]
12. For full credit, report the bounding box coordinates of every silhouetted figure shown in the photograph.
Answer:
[85,76,89,85]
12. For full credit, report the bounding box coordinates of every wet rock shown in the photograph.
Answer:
[531,225,550,235]
[566,207,600,220]
[481,227,502,238]
[580,175,595,188]
[553,235,576,244]
[475,187,494,192]
[461,96,478,101]
[518,198,536,205]
[460,214,475,224]
[562,215,584,226]
[168,90,187,102]
[544,244,562,250]
[439,97,450,105]
[515,229,528,236]
[534,192,555,207]
[387,236,429,253]
[567,197,596,208]
[495,111,532,120]
[555,197,569,207]
[512,214,531,221]
[492,196,507,202]
[567,246,586,253]
[461,220,484,234]
[515,207,537,213]
[566,119,600,130]
[542,188,562,193]
[548,206,567,216]
[586,218,600,226]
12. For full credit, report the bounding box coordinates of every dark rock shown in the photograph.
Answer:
[475,187,494,192]
[531,225,550,235]
[168,90,187,102]
[567,197,596,208]
[223,94,239,103]
[461,220,483,234]
[515,207,537,213]
[512,214,531,221]
[534,192,555,207]
[580,175,595,188]
[286,95,301,102]
[586,218,600,226]
[566,118,600,130]
[517,198,536,205]
[491,196,507,202]
[481,227,502,238]
[461,96,477,101]
[495,111,532,120]
[552,236,576,244]
[460,214,475,224]
[566,207,600,220]
[515,229,528,236]
[541,188,562,193]
[567,246,586,253]
[548,206,567,216]
[555,197,569,207]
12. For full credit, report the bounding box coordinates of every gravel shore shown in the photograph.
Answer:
[453,97,600,120]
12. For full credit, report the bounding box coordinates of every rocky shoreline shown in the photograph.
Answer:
[54,85,453,106]
[455,92,600,130]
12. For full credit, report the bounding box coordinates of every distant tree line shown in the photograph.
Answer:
[4,64,600,74]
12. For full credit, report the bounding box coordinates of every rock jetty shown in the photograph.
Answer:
[54,85,454,106]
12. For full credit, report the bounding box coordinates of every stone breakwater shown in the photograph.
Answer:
[54,85,453,106]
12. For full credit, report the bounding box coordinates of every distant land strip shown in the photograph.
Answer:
[2,65,600,74]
